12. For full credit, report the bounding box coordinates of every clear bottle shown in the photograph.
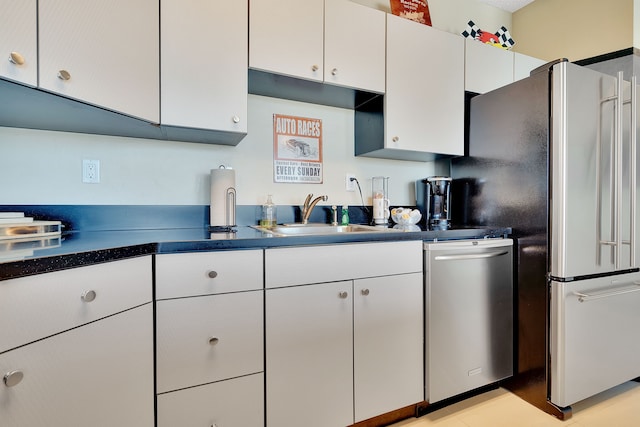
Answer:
[260,194,277,228]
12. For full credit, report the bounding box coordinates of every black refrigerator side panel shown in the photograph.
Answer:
[451,70,557,412]
[451,71,550,236]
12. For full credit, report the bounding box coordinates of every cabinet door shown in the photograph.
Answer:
[249,0,323,82]
[0,0,37,86]
[324,0,385,93]
[38,0,159,122]
[464,39,514,93]
[266,281,353,427]
[514,52,546,81]
[354,273,424,422]
[0,304,154,427]
[156,291,264,394]
[161,0,247,133]
[156,250,263,300]
[385,14,464,156]
[158,373,264,427]
[0,255,152,354]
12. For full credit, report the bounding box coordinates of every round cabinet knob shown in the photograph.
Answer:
[207,270,218,279]
[339,291,348,299]
[361,288,370,296]
[3,370,24,387]
[232,115,240,124]
[81,290,97,302]
[9,52,25,65]
[311,64,319,72]
[57,70,71,81]
[392,136,399,143]
[208,336,220,346]
[331,68,338,76]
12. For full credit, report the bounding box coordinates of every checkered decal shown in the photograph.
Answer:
[461,20,516,50]
[495,26,515,49]
[461,21,480,39]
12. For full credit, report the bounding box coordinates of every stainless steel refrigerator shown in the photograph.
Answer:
[451,59,640,420]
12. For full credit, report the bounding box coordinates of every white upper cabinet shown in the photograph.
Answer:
[249,0,324,82]
[372,13,464,159]
[514,52,547,81]
[324,0,385,93]
[0,0,37,86]
[249,0,385,92]
[464,39,514,93]
[161,0,247,133]
[38,0,159,122]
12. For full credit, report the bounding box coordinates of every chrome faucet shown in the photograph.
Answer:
[301,194,328,224]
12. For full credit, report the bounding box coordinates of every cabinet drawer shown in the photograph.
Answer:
[155,250,263,299]
[157,373,264,427]
[156,291,264,393]
[0,304,154,427]
[0,256,152,353]
[265,241,422,288]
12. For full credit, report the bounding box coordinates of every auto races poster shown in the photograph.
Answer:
[273,114,323,184]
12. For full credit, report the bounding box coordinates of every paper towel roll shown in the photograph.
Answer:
[210,167,236,227]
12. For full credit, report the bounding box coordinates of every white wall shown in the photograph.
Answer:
[0,95,447,207]
[352,0,512,36]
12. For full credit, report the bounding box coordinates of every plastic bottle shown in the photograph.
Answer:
[341,205,349,226]
[260,195,277,228]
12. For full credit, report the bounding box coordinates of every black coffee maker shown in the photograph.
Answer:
[416,176,452,230]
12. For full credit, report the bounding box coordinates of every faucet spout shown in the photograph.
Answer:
[301,194,328,224]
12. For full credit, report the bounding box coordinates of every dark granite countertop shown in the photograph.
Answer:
[0,225,511,281]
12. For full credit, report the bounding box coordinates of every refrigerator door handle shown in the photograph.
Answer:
[598,84,619,266]
[615,71,624,270]
[629,75,637,267]
[572,281,640,302]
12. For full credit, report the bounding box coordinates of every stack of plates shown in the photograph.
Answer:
[0,212,62,241]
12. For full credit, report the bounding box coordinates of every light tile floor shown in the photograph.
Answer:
[390,382,640,427]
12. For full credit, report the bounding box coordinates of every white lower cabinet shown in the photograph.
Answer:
[266,280,354,427]
[265,241,424,427]
[157,373,264,427]
[155,251,264,426]
[0,256,154,427]
[0,304,154,427]
[354,274,424,421]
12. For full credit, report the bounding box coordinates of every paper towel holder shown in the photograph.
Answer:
[209,165,237,233]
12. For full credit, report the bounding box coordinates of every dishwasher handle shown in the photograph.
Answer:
[434,250,509,261]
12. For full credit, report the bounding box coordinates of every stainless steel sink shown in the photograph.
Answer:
[251,223,400,236]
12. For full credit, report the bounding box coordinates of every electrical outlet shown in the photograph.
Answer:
[82,159,100,183]
[345,174,356,192]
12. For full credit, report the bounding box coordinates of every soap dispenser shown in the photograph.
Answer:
[260,195,277,228]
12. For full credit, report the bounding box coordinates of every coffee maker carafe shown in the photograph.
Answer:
[417,176,452,230]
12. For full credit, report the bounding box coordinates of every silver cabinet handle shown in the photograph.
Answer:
[361,288,370,296]
[232,115,240,124]
[311,64,319,72]
[338,291,348,299]
[434,250,509,261]
[3,370,24,387]
[331,68,338,76]
[81,290,97,302]
[9,52,25,65]
[208,337,220,346]
[207,270,218,279]
[57,69,71,80]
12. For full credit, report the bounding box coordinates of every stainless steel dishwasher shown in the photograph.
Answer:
[424,238,513,403]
